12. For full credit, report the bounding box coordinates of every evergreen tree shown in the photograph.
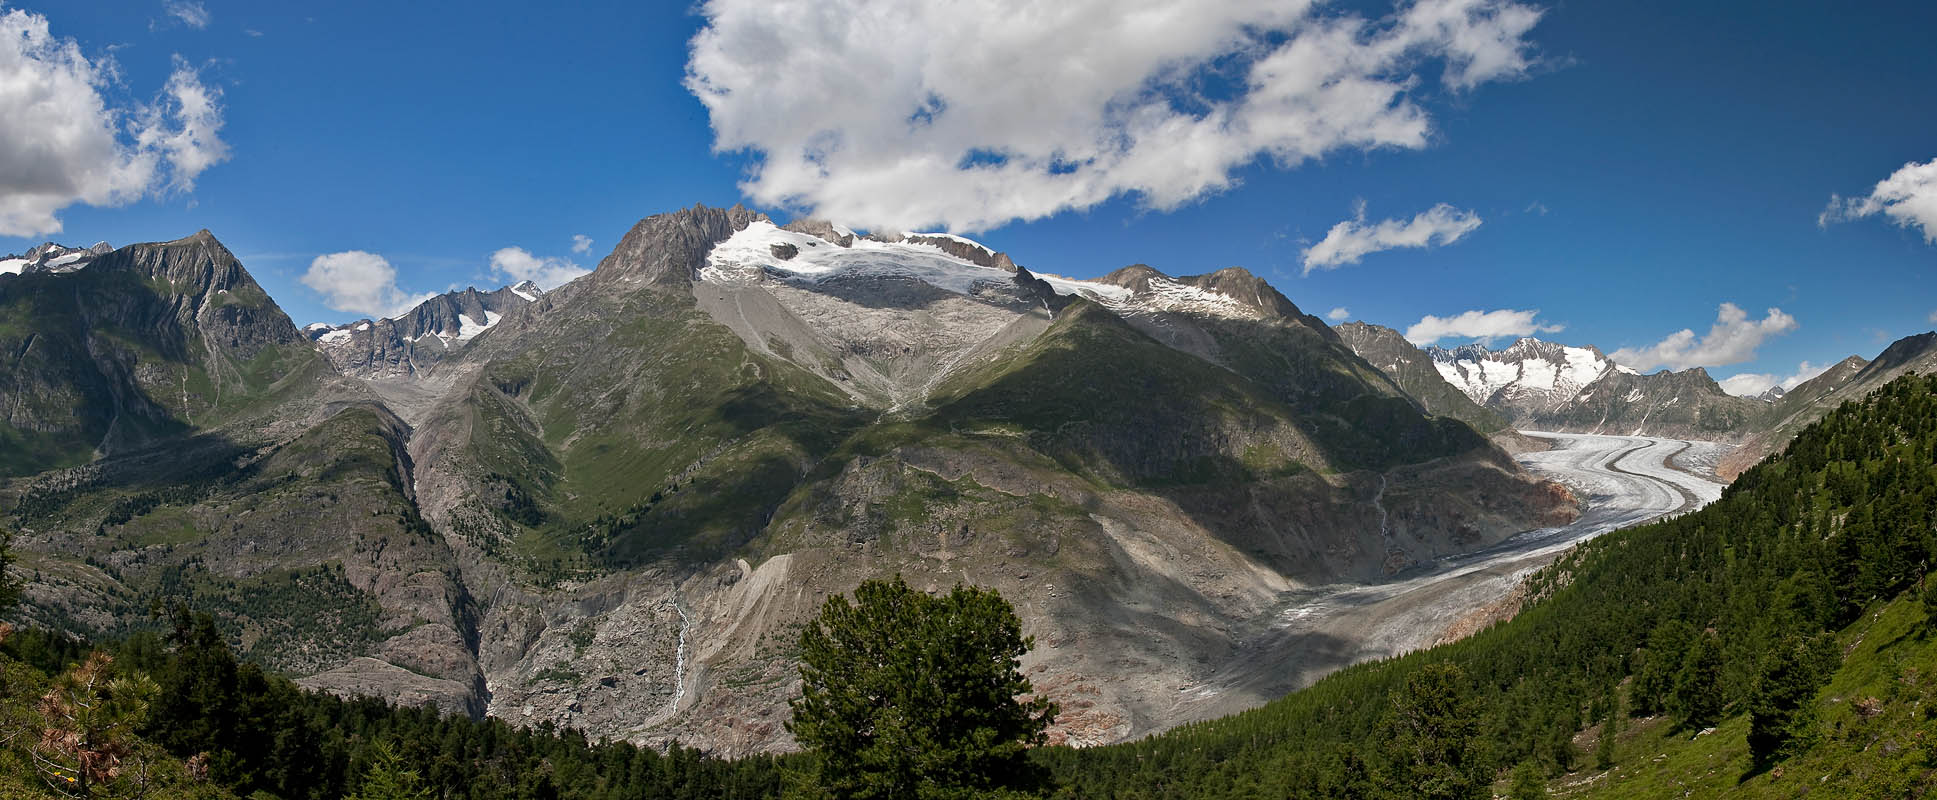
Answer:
[1747,635,1825,765]
[1508,761,1547,800]
[0,527,18,612]
[787,576,1058,799]
[1671,632,1724,729]
[1380,662,1488,800]
[348,740,434,800]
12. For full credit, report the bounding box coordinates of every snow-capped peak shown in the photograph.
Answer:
[0,241,111,277]
[509,281,541,302]
[1429,338,1619,408]
[701,220,1275,321]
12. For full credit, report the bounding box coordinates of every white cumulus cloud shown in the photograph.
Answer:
[1302,202,1482,273]
[1718,361,1830,398]
[489,247,588,290]
[1327,306,1350,321]
[163,1,209,29]
[570,234,593,254]
[301,251,437,319]
[0,8,229,236]
[1820,158,1937,243]
[687,0,1542,232]
[1404,308,1561,345]
[1610,303,1797,373]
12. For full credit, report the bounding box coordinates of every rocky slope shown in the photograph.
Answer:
[0,207,1578,758]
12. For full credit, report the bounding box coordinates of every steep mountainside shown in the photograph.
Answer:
[1,207,1577,758]
[1425,337,1768,441]
[303,282,543,379]
[1719,332,1937,477]
[0,233,488,719]
[0,232,344,476]
[1334,321,1511,435]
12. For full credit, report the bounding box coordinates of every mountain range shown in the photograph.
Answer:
[1335,320,1937,456]
[1,206,1931,756]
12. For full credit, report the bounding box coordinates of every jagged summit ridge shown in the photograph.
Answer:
[305,282,545,379]
[1428,337,1633,410]
[0,240,115,276]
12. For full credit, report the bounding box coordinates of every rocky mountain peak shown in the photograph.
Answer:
[1095,264,1168,292]
[2,240,116,276]
[306,280,546,378]
[593,203,768,288]
[1177,266,1306,321]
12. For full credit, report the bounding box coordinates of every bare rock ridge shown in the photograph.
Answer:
[591,203,767,288]
[0,240,114,276]
[305,282,543,379]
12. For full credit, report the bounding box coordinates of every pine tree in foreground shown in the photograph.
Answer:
[787,575,1058,800]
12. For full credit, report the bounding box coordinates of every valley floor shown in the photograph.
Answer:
[1167,432,1730,726]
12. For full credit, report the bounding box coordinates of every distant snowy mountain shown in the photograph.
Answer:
[1428,338,1636,412]
[1420,337,1766,441]
[0,241,113,277]
[305,281,543,378]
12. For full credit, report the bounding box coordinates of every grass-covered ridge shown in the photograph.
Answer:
[1043,373,1937,797]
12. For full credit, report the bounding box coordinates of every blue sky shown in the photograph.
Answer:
[4,0,1934,396]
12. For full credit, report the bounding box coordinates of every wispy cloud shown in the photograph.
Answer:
[570,234,593,254]
[0,8,229,236]
[1404,308,1562,345]
[301,251,437,319]
[1327,307,1351,322]
[163,1,210,29]
[1302,202,1482,273]
[1820,157,1937,243]
[688,0,1543,232]
[1610,303,1797,372]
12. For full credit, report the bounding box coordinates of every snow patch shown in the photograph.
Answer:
[0,258,26,275]
[319,329,353,344]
